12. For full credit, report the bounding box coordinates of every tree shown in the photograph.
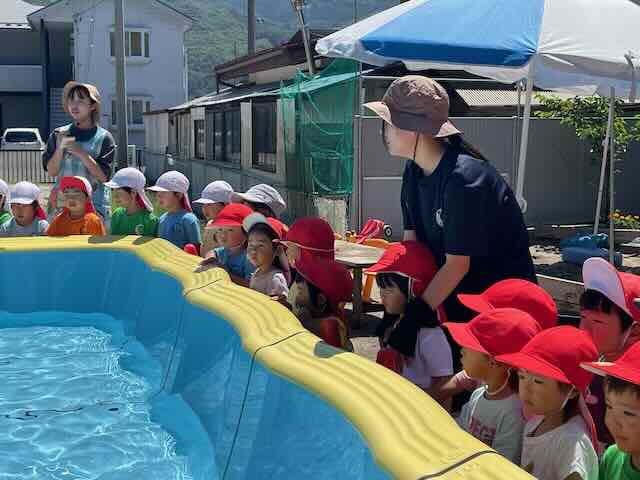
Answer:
[534,95,640,158]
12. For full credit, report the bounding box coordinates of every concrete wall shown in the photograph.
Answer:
[354,115,638,236]
[0,93,42,132]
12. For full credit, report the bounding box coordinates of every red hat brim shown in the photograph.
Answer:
[497,351,573,387]
[442,322,489,355]
[581,361,640,386]
[457,293,494,315]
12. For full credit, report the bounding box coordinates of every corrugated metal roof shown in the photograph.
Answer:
[168,82,281,111]
[457,89,577,107]
[0,0,40,29]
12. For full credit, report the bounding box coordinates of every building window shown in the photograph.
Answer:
[252,102,277,173]
[112,98,151,127]
[194,119,205,160]
[224,109,241,163]
[214,111,224,161]
[110,29,150,58]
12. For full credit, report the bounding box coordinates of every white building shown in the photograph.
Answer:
[27,0,191,147]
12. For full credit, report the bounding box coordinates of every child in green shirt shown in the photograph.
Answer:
[583,342,640,480]
[104,167,158,236]
[0,178,11,225]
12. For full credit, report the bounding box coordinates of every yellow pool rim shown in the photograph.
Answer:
[0,236,533,480]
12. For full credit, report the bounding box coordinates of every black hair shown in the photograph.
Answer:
[580,289,635,331]
[120,186,134,194]
[292,270,337,316]
[248,222,285,271]
[68,85,94,103]
[604,375,640,398]
[376,272,410,298]
[375,272,439,328]
[247,201,276,218]
[445,134,488,161]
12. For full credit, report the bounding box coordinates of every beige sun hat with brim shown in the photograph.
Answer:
[62,81,102,124]
[364,75,461,137]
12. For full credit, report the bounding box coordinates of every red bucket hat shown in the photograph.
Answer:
[444,308,541,357]
[458,279,558,330]
[212,203,253,228]
[295,255,352,310]
[582,342,640,386]
[365,241,437,298]
[284,217,335,259]
[60,176,96,214]
[496,326,598,394]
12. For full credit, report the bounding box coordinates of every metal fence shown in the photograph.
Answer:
[0,149,54,184]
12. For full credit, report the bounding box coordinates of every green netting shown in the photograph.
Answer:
[280,59,358,196]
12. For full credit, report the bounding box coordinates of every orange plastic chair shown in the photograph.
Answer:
[362,239,392,303]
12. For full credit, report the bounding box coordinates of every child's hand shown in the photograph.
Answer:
[67,143,88,159]
[193,254,220,273]
[271,295,291,310]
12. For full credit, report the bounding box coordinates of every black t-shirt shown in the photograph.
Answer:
[401,145,536,320]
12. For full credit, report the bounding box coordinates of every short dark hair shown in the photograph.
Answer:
[247,201,276,218]
[604,375,640,398]
[293,270,336,315]
[580,289,635,331]
[376,273,409,298]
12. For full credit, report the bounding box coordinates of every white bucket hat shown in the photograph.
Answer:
[105,167,154,212]
[147,170,192,212]
[193,180,233,205]
[583,257,632,316]
[231,184,286,216]
[0,179,9,211]
[9,181,47,220]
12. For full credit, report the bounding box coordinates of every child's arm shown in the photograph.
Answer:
[422,375,454,407]
[438,371,480,402]
[228,273,250,288]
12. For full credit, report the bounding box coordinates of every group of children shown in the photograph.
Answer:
[366,240,640,480]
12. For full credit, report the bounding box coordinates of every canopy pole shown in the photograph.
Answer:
[608,88,616,265]
[515,70,534,213]
[593,90,615,235]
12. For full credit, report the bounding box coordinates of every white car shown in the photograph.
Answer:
[0,128,45,151]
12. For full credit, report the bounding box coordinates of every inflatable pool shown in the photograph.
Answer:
[0,236,531,479]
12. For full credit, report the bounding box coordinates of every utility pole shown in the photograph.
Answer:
[248,0,256,54]
[291,0,315,75]
[114,0,129,169]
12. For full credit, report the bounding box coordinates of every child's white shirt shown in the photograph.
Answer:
[401,327,453,389]
[521,415,598,480]
[457,388,524,464]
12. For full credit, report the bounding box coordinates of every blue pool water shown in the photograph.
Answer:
[0,312,199,479]
[0,250,389,480]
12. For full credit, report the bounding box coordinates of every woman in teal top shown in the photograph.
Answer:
[105,168,158,236]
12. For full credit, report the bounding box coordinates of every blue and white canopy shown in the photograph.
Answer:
[317,0,640,96]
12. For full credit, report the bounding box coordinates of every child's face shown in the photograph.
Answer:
[63,188,87,216]
[203,203,224,221]
[580,307,625,355]
[605,384,640,457]
[67,91,95,124]
[379,281,407,315]
[113,188,136,209]
[518,369,576,417]
[11,203,35,227]
[460,348,492,380]
[156,191,182,211]
[247,230,275,269]
[216,226,245,249]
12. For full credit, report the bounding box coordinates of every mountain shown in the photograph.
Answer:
[28,0,398,98]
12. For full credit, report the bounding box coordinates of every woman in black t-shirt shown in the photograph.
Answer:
[364,76,536,323]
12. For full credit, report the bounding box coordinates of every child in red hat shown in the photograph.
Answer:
[497,326,600,480]
[443,308,541,463]
[242,212,290,298]
[200,203,255,286]
[47,176,105,236]
[580,258,640,447]
[582,343,640,479]
[442,279,559,401]
[289,254,353,350]
[281,217,335,268]
[365,241,453,406]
